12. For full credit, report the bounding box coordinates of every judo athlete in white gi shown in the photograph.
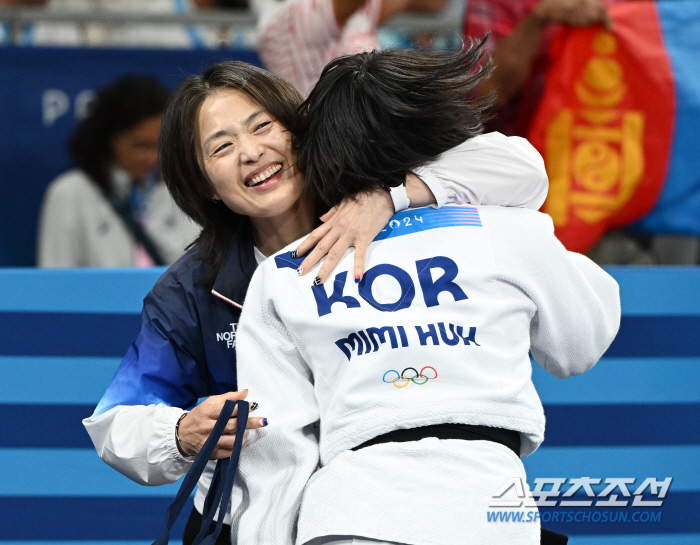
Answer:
[231,49,621,544]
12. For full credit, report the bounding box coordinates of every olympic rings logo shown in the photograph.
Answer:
[382,366,438,388]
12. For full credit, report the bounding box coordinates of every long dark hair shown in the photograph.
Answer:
[159,61,303,285]
[69,76,169,195]
[295,43,493,208]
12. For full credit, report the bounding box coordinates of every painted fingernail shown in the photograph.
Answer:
[354,275,361,283]
[250,402,258,411]
[291,250,298,259]
[313,276,322,286]
[260,418,268,427]
[297,266,303,276]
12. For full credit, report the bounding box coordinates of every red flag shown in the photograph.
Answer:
[527,2,675,253]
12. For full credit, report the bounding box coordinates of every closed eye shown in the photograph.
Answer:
[213,142,232,154]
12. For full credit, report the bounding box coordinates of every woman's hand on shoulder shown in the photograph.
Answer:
[176,390,267,460]
[294,188,394,285]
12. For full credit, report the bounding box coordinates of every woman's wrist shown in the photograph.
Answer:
[405,172,437,208]
[175,412,196,459]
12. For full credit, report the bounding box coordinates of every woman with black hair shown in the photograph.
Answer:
[84,58,551,543]
[232,47,620,544]
[37,76,199,267]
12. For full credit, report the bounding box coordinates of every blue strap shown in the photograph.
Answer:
[201,457,224,521]
[152,399,249,545]
[201,404,248,544]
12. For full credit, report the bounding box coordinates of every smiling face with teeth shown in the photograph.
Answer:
[198,88,307,225]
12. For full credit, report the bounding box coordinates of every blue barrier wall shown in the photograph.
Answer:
[0,266,698,544]
[0,46,261,268]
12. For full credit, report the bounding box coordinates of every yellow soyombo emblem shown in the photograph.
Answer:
[545,31,645,226]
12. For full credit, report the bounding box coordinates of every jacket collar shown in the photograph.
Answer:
[211,232,257,310]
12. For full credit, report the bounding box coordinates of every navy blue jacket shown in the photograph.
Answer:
[94,233,256,416]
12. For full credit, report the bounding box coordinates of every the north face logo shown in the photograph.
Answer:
[216,323,237,348]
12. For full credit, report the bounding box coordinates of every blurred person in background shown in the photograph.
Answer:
[37,75,199,267]
[464,0,619,138]
[255,0,450,97]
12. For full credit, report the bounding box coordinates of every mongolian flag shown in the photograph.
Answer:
[528,0,700,253]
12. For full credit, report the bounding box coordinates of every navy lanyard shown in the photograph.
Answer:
[153,399,249,544]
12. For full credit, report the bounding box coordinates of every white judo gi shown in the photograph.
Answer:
[233,204,620,544]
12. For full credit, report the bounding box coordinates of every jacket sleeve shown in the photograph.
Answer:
[37,176,84,267]
[83,403,192,485]
[231,262,320,545]
[489,208,621,378]
[83,286,210,485]
[413,132,549,211]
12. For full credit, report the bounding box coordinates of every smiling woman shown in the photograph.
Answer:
[157,62,320,285]
[197,89,314,258]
